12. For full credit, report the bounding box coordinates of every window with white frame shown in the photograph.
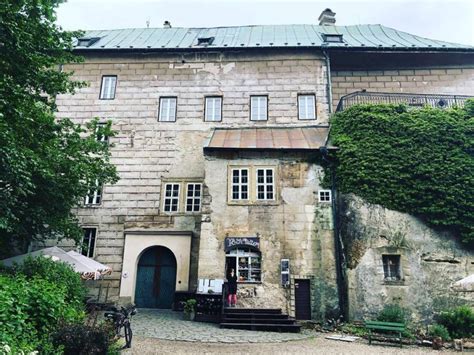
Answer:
[205,96,222,122]
[318,189,331,203]
[163,183,180,212]
[231,168,249,200]
[250,96,268,121]
[99,75,117,100]
[186,183,202,212]
[82,228,97,257]
[256,168,274,200]
[298,94,316,120]
[159,97,177,122]
[84,181,102,205]
[96,122,109,143]
[226,248,261,282]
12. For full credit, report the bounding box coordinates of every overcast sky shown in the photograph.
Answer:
[56,0,474,46]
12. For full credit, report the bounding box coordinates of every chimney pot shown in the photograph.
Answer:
[318,8,336,26]
[163,21,172,28]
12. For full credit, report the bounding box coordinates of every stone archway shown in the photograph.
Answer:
[119,232,192,305]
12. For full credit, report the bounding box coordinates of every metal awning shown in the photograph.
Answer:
[204,126,332,151]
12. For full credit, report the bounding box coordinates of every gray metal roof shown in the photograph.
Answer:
[75,24,473,51]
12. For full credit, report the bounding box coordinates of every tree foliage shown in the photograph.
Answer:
[0,0,118,257]
[330,102,474,245]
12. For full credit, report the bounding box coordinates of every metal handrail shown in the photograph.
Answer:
[336,91,473,111]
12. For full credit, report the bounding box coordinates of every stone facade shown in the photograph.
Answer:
[53,49,337,315]
[342,194,474,324]
[331,67,474,110]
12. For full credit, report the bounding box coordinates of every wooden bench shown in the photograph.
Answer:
[365,320,405,348]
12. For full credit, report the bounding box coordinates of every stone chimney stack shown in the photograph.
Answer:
[318,8,336,25]
[163,20,172,28]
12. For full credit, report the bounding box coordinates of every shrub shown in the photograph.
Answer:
[376,304,408,324]
[184,299,197,314]
[428,324,451,341]
[52,322,117,355]
[438,305,474,339]
[2,256,87,308]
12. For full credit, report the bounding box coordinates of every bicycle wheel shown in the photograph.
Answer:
[124,322,133,348]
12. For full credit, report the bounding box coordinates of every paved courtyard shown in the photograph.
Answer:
[131,309,313,343]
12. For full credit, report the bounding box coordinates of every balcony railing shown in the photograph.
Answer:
[336,91,473,111]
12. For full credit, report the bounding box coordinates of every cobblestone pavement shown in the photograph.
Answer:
[130,309,313,343]
[123,336,458,354]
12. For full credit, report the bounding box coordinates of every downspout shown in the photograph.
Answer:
[322,49,346,320]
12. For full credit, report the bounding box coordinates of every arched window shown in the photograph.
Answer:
[225,248,261,282]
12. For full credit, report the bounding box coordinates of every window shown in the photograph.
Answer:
[205,96,222,122]
[318,189,331,203]
[96,123,109,143]
[197,37,215,46]
[281,259,290,287]
[159,97,177,122]
[322,34,344,43]
[298,94,316,120]
[231,168,249,200]
[99,76,117,100]
[383,255,401,281]
[82,228,97,257]
[226,248,261,282]
[256,168,274,200]
[186,183,202,212]
[84,181,102,205]
[250,96,268,121]
[163,183,180,213]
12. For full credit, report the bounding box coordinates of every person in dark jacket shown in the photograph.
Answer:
[227,268,238,307]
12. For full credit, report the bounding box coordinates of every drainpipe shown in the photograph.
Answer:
[322,50,333,115]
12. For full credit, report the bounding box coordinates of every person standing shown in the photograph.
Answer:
[227,268,238,307]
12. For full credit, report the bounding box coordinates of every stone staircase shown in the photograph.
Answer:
[220,307,301,333]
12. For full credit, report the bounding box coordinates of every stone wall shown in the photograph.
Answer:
[342,194,474,324]
[331,67,474,110]
[51,50,330,301]
[199,151,338,320]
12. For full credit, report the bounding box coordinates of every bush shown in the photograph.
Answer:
[2,256,87,308]
[428,324,451,341]
[184,299,197,314]
[376,304,408,324]
[0,257,86,353]
[438,305,474,339]
[52,322,117,355]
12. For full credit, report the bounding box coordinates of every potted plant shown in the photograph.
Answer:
[183,299,197,321]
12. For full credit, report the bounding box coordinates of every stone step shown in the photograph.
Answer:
[220,322,301,333]
[223,307,282,314]
[223,313,289,319]
[222,317,296,324]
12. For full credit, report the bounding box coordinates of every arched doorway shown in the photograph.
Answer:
[134,246,177,308]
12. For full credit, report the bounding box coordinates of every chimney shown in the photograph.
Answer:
[163,20,172,28]
[318,8,336,26]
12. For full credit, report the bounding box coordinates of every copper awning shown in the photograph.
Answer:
[204,126,331,151]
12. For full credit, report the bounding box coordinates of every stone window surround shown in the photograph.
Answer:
[376,246,407,286]
[99,75,117,100]
[160,178,204,215]
[228,165,279,205]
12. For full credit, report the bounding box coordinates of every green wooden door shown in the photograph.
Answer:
[135,246,177,308]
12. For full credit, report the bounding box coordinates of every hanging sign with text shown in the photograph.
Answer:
[224,236,260,251]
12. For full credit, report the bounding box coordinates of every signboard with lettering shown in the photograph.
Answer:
[224,237,260,251]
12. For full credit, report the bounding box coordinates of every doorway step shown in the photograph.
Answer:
[220,308,301,333]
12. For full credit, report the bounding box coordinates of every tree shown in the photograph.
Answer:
[330,101,474,246]
[0,0,119,257]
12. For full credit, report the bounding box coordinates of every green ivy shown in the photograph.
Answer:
[330,101,474,245]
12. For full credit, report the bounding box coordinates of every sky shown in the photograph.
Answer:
[56,0,474,46]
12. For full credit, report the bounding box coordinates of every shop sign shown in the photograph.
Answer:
[224,236,260,251]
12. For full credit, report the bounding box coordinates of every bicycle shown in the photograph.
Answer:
[104,304,137,349]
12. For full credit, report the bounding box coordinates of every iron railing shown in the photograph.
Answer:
[336,91,473,111]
